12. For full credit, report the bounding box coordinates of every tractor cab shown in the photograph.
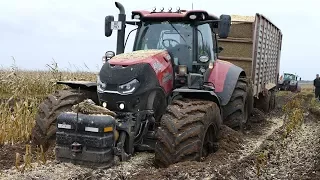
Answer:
[283,73,297,81]
[278,72,300,92]
[103,6,231,90]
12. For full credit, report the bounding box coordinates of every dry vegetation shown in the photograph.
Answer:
[0,63,96,145]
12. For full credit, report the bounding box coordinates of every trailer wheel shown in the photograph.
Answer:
[31,90,96,151]
[154,99,221,167]
[222,78,248,128]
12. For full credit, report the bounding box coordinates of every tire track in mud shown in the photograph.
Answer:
[226,112,320,180]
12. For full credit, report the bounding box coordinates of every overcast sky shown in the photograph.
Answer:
[0,0,319,80]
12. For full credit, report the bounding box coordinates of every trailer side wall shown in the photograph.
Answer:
[217,14,282,97]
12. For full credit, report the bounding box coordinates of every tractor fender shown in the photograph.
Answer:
[146,87,168,122]
[208,60,245,106]
[172,88,221,113]
[57,81,97,91]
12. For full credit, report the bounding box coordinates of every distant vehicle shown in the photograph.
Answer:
[277,73,301,92]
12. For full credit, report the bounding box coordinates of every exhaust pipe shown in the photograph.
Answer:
[115,2,125,15]
[115,2,126,55]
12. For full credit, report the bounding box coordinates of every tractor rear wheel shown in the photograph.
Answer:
[31,89,97,151]
[154,99,221,167]
[222,78,248,129]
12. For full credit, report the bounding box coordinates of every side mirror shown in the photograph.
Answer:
[105,16,115,37]
[218,14,231,39]
[102,51,115,64]
[105,51,115,59]
[218,47,224,53]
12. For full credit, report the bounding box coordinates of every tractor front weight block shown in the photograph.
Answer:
[55,112,116,168]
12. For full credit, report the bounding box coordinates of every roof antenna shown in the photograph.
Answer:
[192,3,193,10]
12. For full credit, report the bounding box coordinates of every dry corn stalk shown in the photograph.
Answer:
[36,145,47,165]
[72,99,116,117]
[15,152,21,170]
[23,144,32,171]
[0,68,96,145]
[256,151,267,177]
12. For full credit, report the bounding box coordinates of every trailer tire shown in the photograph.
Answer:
[154,99,221,168]
[31,90,96,151]
[222,78,248,128]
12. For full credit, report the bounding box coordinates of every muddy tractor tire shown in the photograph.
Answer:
[255,91,271,113]
[247,82,254,118]
[222,78,248,129]
[154,99,221,168]
[31,89,97,151]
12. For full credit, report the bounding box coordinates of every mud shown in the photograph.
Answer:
[1,91,320,180]
[0,143,26,170]
[0,143,55,172]
[0,112,286,180]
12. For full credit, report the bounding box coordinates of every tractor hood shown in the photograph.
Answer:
[98,49,171,92]
[108,49,169,66]
[99,49,173,95]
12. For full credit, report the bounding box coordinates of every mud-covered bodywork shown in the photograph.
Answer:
[55,49,174,165]
[209,60,245,106]
[98,50,173,120]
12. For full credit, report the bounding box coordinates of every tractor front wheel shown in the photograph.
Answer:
[154,99,221,167]
[31,89,97,151]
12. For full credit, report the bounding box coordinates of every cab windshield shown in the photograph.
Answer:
[133,21,215,72]
[284,73,295,80]
[134,22,193,68]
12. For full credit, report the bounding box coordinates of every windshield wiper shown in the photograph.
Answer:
[169,23,187,45]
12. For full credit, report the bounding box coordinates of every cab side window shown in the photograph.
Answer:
[197,24,215,61]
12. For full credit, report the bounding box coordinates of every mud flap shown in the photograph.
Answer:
[55,112,116,168]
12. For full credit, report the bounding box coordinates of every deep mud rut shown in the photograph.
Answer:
[1,93,320,180]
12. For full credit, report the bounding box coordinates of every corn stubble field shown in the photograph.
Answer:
[0,67,320,179]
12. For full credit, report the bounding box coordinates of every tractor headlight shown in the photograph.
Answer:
[118,79,140,95]
[199,55,209,63]
[290,80,296,85]
[97,75,107,93]
[178,65,187,76]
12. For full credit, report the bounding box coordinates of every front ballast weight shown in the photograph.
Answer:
[55,112,117,168]
[55,99,155,168]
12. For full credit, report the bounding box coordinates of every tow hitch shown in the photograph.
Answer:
[71,142,82,153]
[55,112,116,167]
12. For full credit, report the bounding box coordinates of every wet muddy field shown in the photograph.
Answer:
[1,91,320,180]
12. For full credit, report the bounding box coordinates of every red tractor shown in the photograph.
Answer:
[31,2,251,167]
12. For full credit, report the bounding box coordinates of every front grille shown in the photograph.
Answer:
[105,84,118,91]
